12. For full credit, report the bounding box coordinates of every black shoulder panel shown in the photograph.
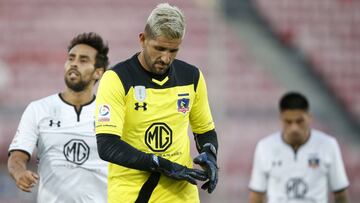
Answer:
[111,60,133,95]
[171,59,200,91]
[111,55,149,94]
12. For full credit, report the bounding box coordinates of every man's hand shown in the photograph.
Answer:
[152,155,208,185]
[193,143,218,193]
[13,170,39,192]
[8,151,39,193]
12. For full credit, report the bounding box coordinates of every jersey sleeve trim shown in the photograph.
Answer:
[248,187,267,193]
[332,185,349,193]
[8,149,31,160]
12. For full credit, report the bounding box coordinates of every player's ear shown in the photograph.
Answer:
[139,32,146,48]
[93,68,105,80]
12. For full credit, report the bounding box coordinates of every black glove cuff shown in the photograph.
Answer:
[153,155,180,173]
[201,143,217,162]
[194,129,218,153]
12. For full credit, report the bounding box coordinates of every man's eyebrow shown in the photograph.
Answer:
[154,45,179,52]
[79,55,91,59]
[68,53,91,58]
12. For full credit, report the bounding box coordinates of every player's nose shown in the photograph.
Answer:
[160,52,171,65]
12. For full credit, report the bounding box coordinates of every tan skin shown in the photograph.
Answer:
[249,110,349,203]
[8,44,104,192]
[138,32,182,75]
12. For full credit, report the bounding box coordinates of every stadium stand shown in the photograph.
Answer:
[254,0,360,199]
[255,0,360,123]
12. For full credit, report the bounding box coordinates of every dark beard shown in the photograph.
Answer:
[64,78,89,92]
[143,51,170,75]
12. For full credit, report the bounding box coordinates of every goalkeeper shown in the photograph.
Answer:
[95,3,219,203]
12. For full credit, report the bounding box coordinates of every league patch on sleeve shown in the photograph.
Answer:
[98,104,111,122]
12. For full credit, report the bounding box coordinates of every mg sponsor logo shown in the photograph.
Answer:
[63,139,90,165]
[286,177,308,199]
[145,123,172,152]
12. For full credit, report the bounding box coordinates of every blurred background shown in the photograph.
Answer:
[0,0,359,202]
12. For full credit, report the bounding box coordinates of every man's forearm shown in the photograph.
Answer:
[248,191,265,203]
[8,151,29,180]
[335,196,348,203]
[96,133,154,171]
[334,190,349,203]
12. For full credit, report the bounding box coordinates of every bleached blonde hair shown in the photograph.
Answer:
[145,3,186,39]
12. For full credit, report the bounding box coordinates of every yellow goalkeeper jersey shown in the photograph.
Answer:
[95,54,215,203]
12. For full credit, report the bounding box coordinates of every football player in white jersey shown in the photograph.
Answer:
[7,32,109,203]
[248,92,349,203]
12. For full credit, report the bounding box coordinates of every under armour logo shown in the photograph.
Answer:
[49,120,61,127]
[135,102,147,111]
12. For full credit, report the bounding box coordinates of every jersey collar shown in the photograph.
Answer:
[280,129,313,151]
[58,93,95,107]
[134,53,173,86]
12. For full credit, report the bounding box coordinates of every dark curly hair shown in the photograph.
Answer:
[279,92,309,112]
[68,32,109,70]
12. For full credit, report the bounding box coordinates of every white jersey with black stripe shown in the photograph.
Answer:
[249,129,349,203]
[9,94,108,203]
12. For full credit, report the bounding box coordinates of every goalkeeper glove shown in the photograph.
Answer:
[193,143,218,193]
[151,155,208,185]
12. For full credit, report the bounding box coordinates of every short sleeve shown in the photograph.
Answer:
[189,70,215,134]
[95,70,126,137]
[8,102,39,156]
[328,139,349,191]
[249,142,268,192]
